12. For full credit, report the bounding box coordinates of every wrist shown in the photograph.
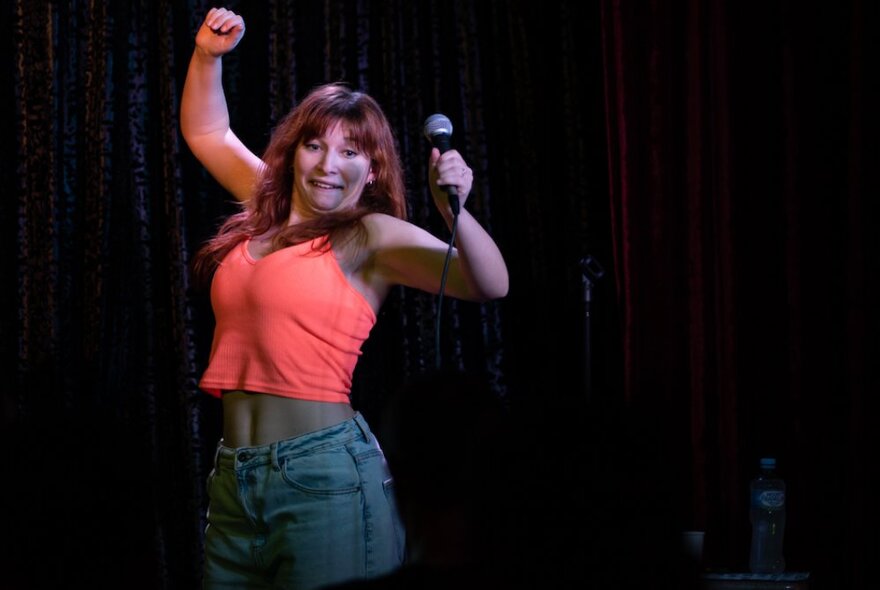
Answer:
[194,46,223,61]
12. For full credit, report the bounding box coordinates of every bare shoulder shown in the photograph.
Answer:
[360,211,408,234]
[333,213,410,275]
[360,212,434,249]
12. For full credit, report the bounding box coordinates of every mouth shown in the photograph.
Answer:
[310,180,344,190]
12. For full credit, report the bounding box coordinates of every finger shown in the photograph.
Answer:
[438,169,470,192]
[437,158,468,181]
[205,8,226,29]
[428,147,440,166]
[206,8,234,31]
[211,14,242,35]
[455,168,472,188]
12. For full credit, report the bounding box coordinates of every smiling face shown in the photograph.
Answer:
[290,122,375,220]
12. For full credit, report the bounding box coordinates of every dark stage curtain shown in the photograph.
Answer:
[2,1,605,588]
[3,0,877,588]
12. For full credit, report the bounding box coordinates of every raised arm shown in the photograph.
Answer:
[366,148,509,302]
[180,8,263,201]
[429,147,509,300]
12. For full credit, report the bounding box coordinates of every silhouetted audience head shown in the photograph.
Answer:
[323,369,516,589]
[377,370,513,567]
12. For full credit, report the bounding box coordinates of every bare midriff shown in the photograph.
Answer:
[221,390,355,448]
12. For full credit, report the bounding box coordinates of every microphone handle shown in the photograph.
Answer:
[432,134,460,215]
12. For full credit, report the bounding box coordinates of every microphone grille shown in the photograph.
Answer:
[423,113,453,139]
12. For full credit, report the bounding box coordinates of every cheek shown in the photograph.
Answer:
[347,163,371,185]
[291,156,306,178]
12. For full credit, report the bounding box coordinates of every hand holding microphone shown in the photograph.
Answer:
[423,114,471,217]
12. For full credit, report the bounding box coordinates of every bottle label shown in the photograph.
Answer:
[753,490,785,509]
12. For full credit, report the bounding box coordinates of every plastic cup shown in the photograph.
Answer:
[682,530,705,563]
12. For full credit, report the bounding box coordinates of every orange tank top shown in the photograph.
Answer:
[198,237,377,403]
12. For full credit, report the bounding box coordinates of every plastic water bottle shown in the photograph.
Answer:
[749,457,786,573]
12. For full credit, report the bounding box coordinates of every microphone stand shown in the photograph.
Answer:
[580,255,605,403]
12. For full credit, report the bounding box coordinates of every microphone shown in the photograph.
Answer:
[423,113,460,215]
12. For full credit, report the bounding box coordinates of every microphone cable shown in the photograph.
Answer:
[435,210,459,370]
[422,113,461,370]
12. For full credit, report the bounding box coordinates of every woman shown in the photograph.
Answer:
[181,7,508,590]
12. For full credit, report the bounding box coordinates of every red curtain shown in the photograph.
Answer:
[601,0,878,585]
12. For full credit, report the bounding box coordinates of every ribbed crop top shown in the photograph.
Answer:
[198,237,377,403]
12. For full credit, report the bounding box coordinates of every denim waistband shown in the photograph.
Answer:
[214,412,373,471]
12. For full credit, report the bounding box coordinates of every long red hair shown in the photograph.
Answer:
[191,83,407,287]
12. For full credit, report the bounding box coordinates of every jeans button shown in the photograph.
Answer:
[238,452,251,462]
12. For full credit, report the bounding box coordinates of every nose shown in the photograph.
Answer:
[317,150,339,173]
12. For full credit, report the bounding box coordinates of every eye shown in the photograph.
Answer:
[343,149,358,158]
[303,142,320,151]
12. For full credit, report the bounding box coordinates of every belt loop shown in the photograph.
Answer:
[270,442,281,471]
[353,412,371,443]
[213,442,223,468]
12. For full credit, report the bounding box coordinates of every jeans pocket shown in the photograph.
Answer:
[280,447,362,495]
